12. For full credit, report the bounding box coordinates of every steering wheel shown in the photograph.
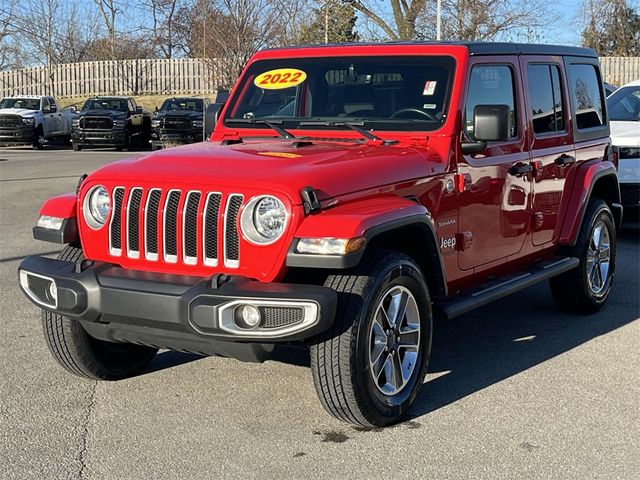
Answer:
[390,108,437,122]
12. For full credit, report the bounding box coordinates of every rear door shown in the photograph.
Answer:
[522,56,575,245]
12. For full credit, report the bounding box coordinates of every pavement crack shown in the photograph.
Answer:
[77,381,97,480]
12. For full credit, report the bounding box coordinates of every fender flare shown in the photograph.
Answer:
[286,196,447,298]
[33,192,78,244]
[557,160,622,245]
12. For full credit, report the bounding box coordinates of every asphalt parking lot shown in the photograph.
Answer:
[1,147,639,480]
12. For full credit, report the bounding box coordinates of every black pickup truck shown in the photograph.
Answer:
[71,96,151,151]
[150,97,210,149]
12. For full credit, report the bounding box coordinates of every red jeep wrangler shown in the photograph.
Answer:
[19,42,621,427]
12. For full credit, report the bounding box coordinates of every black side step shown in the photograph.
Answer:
[434,257,579,320]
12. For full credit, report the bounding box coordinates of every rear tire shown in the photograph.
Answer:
[550,198,616,314]
[42,246,158,380]
[310,251,432,427]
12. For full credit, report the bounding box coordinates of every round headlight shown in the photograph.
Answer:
[83,185,111,229]
[240,195,287,245]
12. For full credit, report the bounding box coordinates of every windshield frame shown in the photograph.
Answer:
[222,55,457,135]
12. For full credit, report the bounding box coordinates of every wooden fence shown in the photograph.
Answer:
[0,58,221,98]
[600,57,640,87]
[0,56,638,99]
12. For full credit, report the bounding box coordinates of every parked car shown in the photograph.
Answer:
[0,95,73,149]
[607,80,640,212]
[150,97,210,149]
[19,42,622,427]
[604,82,618,97]
[71,96,151,151]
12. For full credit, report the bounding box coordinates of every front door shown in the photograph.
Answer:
[523,58,575,245]
[457,59,532,270]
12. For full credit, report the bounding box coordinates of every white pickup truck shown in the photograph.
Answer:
[0,95,74,149]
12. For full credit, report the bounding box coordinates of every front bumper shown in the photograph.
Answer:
[18,255,337,358]
[72,129,126,147]
[150,129,202,147]
[0,127,34,144]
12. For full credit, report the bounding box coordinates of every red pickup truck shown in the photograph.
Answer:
[18,42,621,427]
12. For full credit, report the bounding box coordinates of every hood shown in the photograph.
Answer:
[610,121,640,146]
[87,139,436,204]
[155,110,203,119]
[78,109,126,119]
[0,108,38,117]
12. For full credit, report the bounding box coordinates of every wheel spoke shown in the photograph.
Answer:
[398,327,420,348]
[382,354,394,384]
[387,290,408,328]
[377,307,392,331]
[391,351,404,388]
[372,351,389,381]
[592,225,602,250]
[599,261,609,287]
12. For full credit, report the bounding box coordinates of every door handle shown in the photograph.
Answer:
[508,162,533,176]
[554,154,576,166]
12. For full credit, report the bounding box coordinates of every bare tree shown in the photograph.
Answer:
[346,0,428,40]
[92,0,120,59]
[142,0,182,58]
[417,0,550,41]
[176,0,283,87]
[581,0,640,55]
[0,0,21,70]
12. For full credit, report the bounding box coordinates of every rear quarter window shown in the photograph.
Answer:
[568,64,605,130]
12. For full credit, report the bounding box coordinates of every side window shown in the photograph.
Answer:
[42,98,50,112]
[526,64,565,134]
[568,64,605,130]
[465,65,517,140]
[128,100,136,112]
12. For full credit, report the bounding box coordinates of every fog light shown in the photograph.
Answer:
[48,281,58,303]
[234,304,261,329]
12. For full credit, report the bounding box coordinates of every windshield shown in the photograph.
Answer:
[0,98,40,110]
[82,98,128,112]
[607,86,640,121]
[160,98,204,112]
[224,56,455,132]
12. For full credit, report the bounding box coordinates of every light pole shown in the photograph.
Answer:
[436,0,442,41]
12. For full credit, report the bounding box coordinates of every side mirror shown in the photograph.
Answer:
[49,105,57,113]
[214,103,225,124]
[204,102,225,139]
[461,104,510,154]
[474,104,510,141]
[135,106,143,114]
[69,106,77,113]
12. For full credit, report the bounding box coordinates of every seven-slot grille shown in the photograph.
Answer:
[80,117,113,130]
[108,187,244,268]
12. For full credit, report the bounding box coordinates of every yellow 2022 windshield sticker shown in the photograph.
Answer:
[254,68,307,90]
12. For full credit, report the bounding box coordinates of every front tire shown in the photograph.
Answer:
[310,251,432,427]
[32,127,44,150]
[550,198,616,313]
[42,246,158,380]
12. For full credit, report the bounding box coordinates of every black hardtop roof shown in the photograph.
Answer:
[266,41,597,58]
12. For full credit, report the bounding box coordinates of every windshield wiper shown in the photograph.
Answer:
[299,120,398,145]
[226,118,295,139]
